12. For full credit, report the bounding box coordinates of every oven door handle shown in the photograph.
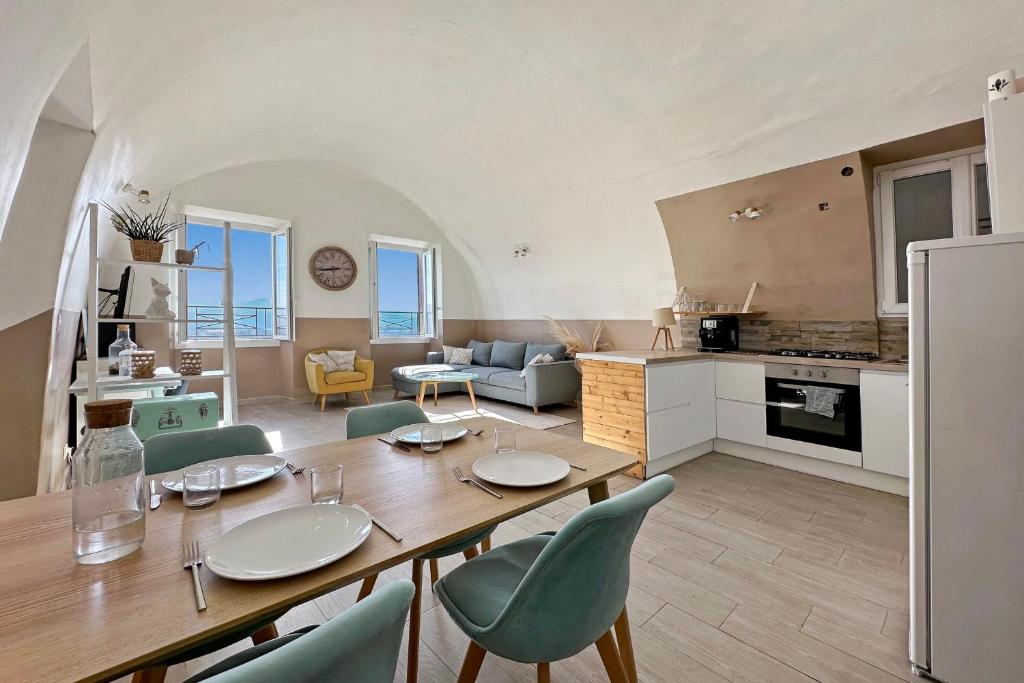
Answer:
[776,383,847,394]
[765,400,807,409]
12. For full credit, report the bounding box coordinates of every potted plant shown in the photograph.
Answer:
[102,195,183,263]
[175,241,208,265]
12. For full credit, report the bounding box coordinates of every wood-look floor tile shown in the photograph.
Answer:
[774,549,907,611]
[808,510,908,552]
[656,508,783,562]
[650,546,812,628]
[882,609,910,642]
[801,607,913,681]
[636,516,728,563]
[706,508,844,563]
[759,510,905,566]
[629,557,738,627]
[713,550,888,631]
[721,605,905,683]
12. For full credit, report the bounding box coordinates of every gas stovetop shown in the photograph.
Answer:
[769,348,880,361]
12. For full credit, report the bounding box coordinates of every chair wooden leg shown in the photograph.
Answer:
[481,535,492,553]
[394,388,400,399]
[429,558,440,585]
[463,546,479,561]
[595,631,629,683]
[456,641,487,683]
[320,394,326,412]
[537,662,550,683]
[131,667,167,683]
[614,608,637,683]
[362,390,371,404]
[433,382,439,406]
[533,406,540,415]
[312,394,319,405]
[357,574,378,602]
[408,559,424,683]
[250,622,278,645]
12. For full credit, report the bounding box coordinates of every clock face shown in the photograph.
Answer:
[309,246,357,291]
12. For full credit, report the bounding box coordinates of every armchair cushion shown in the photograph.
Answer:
[324,370,367,385]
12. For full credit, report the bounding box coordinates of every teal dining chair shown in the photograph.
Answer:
[133,425,278,683]
[345,401,497,683]
[434,474,675,683]
[143,424,272,475]
[184,580,415,683]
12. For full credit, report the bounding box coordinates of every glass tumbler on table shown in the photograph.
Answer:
[420,424,443,454]
[493,425,517,453]
[310,464,344,504]
[183,464,221,509]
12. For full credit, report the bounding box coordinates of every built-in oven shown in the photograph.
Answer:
[765,364,861,452]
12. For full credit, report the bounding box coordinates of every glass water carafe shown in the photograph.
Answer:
[107,324,137,376]
[73,399,146,564]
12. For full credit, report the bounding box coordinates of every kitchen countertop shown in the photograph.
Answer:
[576,348,908,372]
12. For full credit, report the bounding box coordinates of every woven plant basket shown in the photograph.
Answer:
[130,240,164,262]
[174,248,195,265]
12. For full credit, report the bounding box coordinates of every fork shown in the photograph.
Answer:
[452,465,503,499]
[286,461,305,476]
[183,541,207,611]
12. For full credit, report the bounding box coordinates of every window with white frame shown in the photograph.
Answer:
[369,235,440,342]
[178,208,292,342]
[873,147,990,315]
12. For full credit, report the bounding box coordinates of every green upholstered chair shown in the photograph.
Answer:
[184,580,415,683]
[434,474,675,683]
[133,425,278,683]
[143,424,272,475]
[345,401,497,683]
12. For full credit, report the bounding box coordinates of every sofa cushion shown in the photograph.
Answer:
[525,342,566,363]
[324,370,366,385]
[490,340,528,370]
[487,371,527,392]
[467,340,493,366]
[469,366,514,385]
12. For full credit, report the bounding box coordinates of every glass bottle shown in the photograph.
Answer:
[73,399,146,564]
[107,324,137,377]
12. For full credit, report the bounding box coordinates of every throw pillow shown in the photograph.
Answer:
[524,342,567,363]
[309,352,341,373]
[520,353,555,378]
[326,350,356,372]
[443,344,473,365]
[467,339,493,366]
[490,340,528,370]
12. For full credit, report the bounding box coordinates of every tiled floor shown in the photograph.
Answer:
[156,391,911,682]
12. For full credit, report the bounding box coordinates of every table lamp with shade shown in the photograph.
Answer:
[651,307,677,350]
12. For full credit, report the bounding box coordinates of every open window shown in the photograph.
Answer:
[369,235,441,342]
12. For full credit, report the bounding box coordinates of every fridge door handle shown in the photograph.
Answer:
[908,246,930,672]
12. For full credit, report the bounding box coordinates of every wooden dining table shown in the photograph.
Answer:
[0,416,635,683]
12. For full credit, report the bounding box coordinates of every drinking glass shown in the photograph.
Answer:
[310,464,344,504]
[494,425,517,453]
[183,465,221,509]
[420,424,443,454]
[716,304,728,312]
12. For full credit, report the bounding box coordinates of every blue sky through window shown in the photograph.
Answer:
[376,246,421,337]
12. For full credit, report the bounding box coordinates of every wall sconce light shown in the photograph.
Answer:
[729,207,762,223]
[122,182,151,204]
[513,245,530,258]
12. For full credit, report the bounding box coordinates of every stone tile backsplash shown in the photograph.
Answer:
[678,317,909,359]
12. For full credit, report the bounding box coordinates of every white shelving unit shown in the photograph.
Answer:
[85,202,240,425]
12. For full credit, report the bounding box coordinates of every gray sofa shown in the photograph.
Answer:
[391,340,581,414]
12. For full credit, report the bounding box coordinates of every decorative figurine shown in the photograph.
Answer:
[144,277,173,319]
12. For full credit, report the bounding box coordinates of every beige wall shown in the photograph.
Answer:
[657,152,877,321]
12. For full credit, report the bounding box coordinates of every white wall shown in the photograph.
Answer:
[162,161,478,320]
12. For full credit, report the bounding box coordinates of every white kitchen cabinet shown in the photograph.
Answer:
[860,370,910,477]
[646,361,715,460]
[716,399,766,447]
[715,361,766,404]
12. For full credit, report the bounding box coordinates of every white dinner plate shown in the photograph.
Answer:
[390,423,469,444]
[161,455,287,493]
[471,451,571,487]
[205,504,372,581]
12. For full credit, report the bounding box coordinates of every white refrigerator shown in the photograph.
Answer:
[908,231,1024,682]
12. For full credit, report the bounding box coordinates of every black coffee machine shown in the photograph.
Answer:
[698,315,739,351]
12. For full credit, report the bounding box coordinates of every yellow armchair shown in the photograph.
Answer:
[305,348,375,411]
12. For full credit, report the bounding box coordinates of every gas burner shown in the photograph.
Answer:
[770,348,879,361]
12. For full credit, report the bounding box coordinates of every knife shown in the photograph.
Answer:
[149,480,162,510]
[377,437,410,453]
[352,504,403,542]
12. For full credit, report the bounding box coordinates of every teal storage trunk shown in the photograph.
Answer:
[130,392,219,441]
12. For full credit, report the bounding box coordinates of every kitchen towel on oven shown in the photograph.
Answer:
[803,386,840,418]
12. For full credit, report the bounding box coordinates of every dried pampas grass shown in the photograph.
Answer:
[543,317,610,360]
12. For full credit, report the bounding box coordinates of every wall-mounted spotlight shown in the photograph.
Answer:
[729,206,762,223]
[513,245,530,258]
[122,182,151,204]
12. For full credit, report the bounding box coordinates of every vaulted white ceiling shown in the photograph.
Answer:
[4,0,1024,320]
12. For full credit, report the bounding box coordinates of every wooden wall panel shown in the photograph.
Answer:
[580,360,646,478]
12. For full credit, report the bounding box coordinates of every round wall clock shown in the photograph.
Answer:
[309,246,357,291]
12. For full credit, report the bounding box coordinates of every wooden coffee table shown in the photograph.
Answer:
[408,369,480,409]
